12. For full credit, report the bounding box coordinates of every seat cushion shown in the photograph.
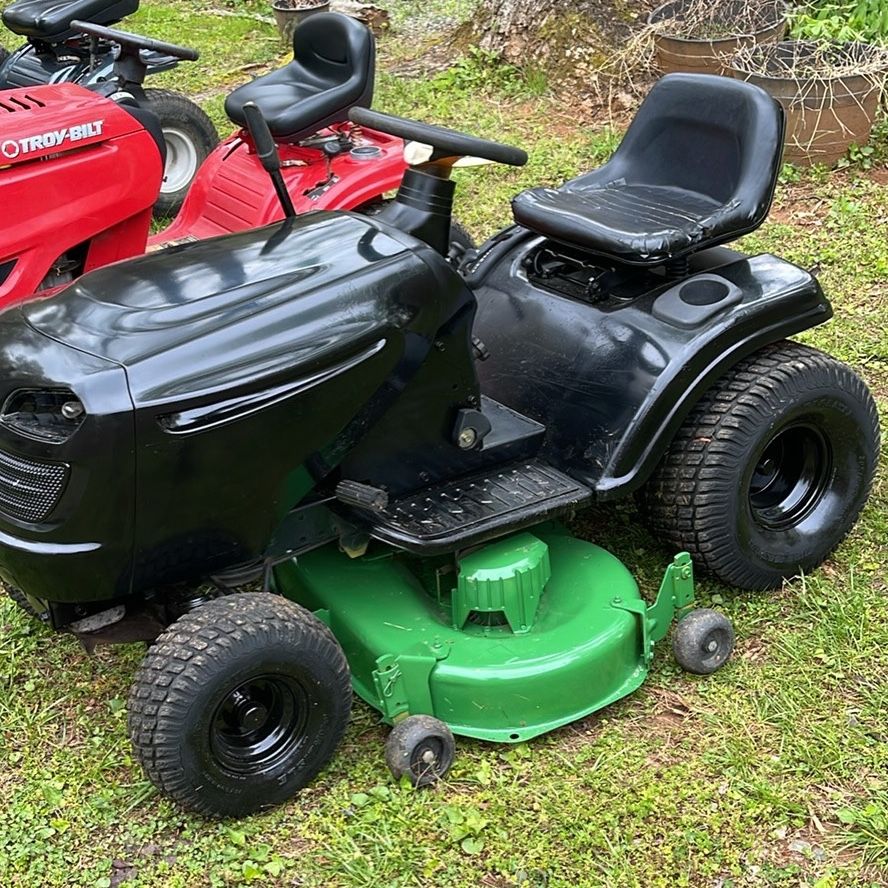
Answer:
[224,12,374,142]
[512,182,723,266]
[226,64,332,140]
[511,73,784,266]
[2,0,138,41]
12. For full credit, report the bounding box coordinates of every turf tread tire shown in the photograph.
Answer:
[640,341,879,589]
[128,592,351,817]
[6,586,38,618]
[144,89,219,220]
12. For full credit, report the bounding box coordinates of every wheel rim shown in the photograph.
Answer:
[698,626,731,670]
[210,675,309,775]
[410,736,447,780]
[161,126,200,195]
[748,423,832,531]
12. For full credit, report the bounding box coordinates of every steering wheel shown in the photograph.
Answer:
[71,20,200,61]
[349,107,528,167]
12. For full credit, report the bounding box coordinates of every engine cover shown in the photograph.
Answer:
[0,213,480,606]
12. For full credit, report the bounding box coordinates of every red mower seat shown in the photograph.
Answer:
[511,74,785,266]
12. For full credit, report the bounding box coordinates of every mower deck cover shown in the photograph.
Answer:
[276,527,696,741]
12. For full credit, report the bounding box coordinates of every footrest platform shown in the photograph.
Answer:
[358,460,592,553]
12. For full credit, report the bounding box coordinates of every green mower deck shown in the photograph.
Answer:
[274,525,696,742]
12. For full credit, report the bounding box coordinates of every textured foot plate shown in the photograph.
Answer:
[362,460,592,553]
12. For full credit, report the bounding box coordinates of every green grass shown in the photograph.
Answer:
[1,1,888,885]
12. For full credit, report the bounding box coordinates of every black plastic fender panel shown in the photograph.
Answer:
[472,234,832,499]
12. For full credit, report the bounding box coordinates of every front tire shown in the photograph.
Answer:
[6,586,40,619]
[128,592,351,817]
[641,341,879,589]
[144,89,219,220]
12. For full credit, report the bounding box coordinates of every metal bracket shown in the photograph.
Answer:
[611,552,695,665]
[370,640,449,722]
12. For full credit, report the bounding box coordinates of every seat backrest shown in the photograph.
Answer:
[291,11,374,108]
[607,72,785,221]
[2,0,139,43]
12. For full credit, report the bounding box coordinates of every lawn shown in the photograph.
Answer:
[0,2,886,886]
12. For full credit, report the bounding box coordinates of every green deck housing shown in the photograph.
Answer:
[275,525,695,742]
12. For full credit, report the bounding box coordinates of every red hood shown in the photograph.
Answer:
[0,82,141,168]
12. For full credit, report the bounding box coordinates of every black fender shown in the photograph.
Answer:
[472,237,832,500]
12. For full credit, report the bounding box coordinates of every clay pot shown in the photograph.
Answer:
[271,0,330,44]
[730,40,888,166]
[649,0,786,76]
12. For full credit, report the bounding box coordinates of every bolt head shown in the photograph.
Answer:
[61,400,84,420]
[458,427,477,449]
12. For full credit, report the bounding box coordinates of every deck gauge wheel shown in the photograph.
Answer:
[385,715,456,786]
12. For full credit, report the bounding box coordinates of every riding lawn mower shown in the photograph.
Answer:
[0,0,219,216]
[0,68,878,817]
[0,13,462,306]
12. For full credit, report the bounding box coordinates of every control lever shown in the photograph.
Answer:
[242,102,297,219]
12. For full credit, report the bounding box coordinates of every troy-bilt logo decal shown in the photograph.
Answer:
[1,120,105,160]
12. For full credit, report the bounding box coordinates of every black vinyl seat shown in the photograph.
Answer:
[512,73,785,266]
[224,12,374,143]
[2,0,138,42]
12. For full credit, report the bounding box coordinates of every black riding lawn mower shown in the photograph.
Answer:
[0,73,878,817]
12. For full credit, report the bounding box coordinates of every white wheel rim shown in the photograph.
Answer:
[161,126,200,195]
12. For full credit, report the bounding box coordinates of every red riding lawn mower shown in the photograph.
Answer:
[0,13,468,303]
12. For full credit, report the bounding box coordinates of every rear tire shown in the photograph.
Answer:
[446,220,476,268]
[144,89,219,221]
[640,341,879,589]
[128,592,351,817]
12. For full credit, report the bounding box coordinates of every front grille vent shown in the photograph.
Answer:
[0,449,68,523]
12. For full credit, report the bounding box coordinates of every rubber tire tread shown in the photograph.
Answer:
[128,592,351,817]
[640,340,879,589]
[7,586,38,618]
[144,88,219,219]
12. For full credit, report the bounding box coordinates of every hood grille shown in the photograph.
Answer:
[0,450,68,523]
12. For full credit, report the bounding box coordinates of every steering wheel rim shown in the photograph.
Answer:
[349,107,528,167]
[70,20,199,61]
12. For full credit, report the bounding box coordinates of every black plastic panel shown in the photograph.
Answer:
[473,235,832,498]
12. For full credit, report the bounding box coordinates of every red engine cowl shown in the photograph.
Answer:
[0,83,163,305]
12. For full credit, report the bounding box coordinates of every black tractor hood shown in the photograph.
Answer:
[22,212,439,407]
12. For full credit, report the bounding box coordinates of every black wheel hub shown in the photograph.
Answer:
[210,675,308,775]
[410,737,445,778]
[698,627,730,666]
[748,423,832,531]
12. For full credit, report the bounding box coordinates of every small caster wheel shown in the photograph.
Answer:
[672,608,734,675]
[385,715,455,787]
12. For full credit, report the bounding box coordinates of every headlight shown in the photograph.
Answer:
[1,389,86,443]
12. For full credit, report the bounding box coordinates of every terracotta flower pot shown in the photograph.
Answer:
[271,0,330,44]
[648,0,786,76]
[730,40,888,166]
